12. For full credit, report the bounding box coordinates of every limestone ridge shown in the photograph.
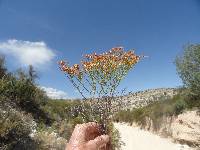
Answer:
[121,88,178,109]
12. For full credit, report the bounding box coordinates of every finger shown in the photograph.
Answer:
[68,124,86,145]
[84,122,100,131]
[84,122,101,140]
[69,122,100,143]
[86,135,109,149]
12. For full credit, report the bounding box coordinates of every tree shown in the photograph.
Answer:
[16,65,38,82]
[28,65,38,82]
[0,55,7,79]
[175,44,200,98]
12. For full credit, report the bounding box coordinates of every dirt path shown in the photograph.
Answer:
[114,123,193,150]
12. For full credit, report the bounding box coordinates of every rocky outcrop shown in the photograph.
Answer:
[122,88,178,109]
[135,110,200,148]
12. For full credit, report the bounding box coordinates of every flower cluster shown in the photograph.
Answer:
[59,47,140,78]
[59,61,81,76]
[59,47,142,137]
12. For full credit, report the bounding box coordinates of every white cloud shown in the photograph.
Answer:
[40,86,68,99]
[0,39,55,67]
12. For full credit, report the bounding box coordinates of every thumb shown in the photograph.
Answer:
[86,135,109,149]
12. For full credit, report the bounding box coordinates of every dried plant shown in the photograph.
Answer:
[59,47,141,148]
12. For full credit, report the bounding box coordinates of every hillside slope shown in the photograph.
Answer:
[121,88,177,109]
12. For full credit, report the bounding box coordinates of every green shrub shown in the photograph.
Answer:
[114,109,133,123]
[174,99,187,115]
[107,123,123,150]
[33,131,66,150]
[0,107,39,150]
[0,73,52,125]
[57,120,73,140]
[175,44,200,99]
[70,116,84,127]
[131,108,147,124]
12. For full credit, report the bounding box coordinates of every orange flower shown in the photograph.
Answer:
[59,47,141,79]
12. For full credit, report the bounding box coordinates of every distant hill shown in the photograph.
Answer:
[120,88,178,109]
[77,88,178,111]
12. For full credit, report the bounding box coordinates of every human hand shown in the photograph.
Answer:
[66,122,110,150]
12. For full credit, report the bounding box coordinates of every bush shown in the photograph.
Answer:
[175,44,200,99]
[131,108,147,124]
[174,99,187,115]
[108,123,124,150]
[57,121,73,140]
[0,71,52,125]
[33,131,66,150]
[114,109,133,123]
[0,106,38,150]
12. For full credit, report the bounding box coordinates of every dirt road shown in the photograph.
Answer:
[114,123,193,150]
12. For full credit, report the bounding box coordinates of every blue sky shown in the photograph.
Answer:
[0,0,200,98]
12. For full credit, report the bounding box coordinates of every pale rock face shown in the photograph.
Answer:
[136,110,200,147]
[171,110,200,146]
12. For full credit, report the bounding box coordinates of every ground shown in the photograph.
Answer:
[114,123,193,150]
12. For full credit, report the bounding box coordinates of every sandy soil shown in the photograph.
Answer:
[114,123,194,150]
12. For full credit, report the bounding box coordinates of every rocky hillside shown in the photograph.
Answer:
[121,88,178,109]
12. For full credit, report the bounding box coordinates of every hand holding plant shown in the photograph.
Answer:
[59,47,141,149]
[66,122,109,150]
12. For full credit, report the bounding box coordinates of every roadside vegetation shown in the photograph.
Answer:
[114,89,199,126]
[114,44,200,129]
[0,55,68,149]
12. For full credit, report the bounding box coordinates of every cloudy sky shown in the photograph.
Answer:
[0,0,200,99]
